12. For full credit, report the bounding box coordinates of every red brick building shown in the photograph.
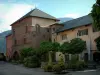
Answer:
[6,8,58,60]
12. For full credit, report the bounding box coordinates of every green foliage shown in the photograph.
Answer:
[43,63,53,72]
[20,47,33,59]
[40,41,52,53]
[40,41,60,52]
[71,54,79,63]
[91,0,100,30]
[76,61,87,69]
[60,42,70,54]
[23,55,40,68]
[60,38,86,54]
[95,36,100,51]
[40,41,60,62]
[69,38,86,54]
[52,64,63,73]
[52,54,65,73]
[66,56,87,70]
[52,42,60,52]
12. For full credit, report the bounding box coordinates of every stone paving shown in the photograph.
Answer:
[0,61,100,75]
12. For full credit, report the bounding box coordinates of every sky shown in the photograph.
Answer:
[0,0,95,32]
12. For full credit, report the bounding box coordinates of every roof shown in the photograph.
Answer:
[11,8,58,26]
[6,30,12,37]
[56,15,93,32]
[49,22,64,27]
[6,33,12,37]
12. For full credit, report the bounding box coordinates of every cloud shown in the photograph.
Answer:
[64,13,80,19]
[0,3,35,32]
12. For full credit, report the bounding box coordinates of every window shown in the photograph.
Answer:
[61,34,67,40]
[77,29,88,36]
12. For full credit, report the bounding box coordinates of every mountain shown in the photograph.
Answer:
[0,30,11,37]
[58,17,73,23]
[0,30,12,54]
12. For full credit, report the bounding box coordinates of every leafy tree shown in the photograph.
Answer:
[20,47,33,58]
[60,42,70,54]
[52,42,60,52]
[91,0,100,30]
[40,41,60,63]
[23,55,40,68]
[95,36,100,51]
[69,38,86,54]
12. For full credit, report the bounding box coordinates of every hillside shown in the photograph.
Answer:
[59,17,73,23]
[0,30,11,54]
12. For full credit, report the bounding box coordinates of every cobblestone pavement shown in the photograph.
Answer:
[0,61,100,75]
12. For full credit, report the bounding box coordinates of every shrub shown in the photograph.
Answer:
[76,61,84,70]
[67,60,87,70]
[23,55,40,68]
[43,63,53,72]
[20,47,33,60]
[52,64,63,73]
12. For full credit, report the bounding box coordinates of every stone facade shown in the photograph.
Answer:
[11,16,57,53]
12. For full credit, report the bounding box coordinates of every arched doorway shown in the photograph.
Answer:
[13,51,19,60]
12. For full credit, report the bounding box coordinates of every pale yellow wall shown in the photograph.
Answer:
[55,24,100,50]
[32,17,57,27]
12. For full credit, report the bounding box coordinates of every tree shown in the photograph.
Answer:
[91,0,100,30]
[69,38,86,54]
[60,42,70,54]
[40,41,60,63]
[95,36,100,51]
[20,47,33,59]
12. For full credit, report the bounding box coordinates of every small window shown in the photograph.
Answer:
[77,29,88,36]
[62,34,67,40]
